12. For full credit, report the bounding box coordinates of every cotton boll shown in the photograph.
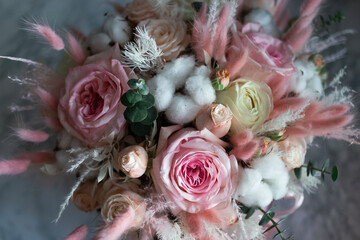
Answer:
[185,74,216,106]
[57,130,83,149]
[148,75,176,112]
[160,56,196,89]
[252,152,286,180]
[88,32,112,54]
[165,94,202,124]
[192,65,211,77]
[239,182,273,208]
[299,74,324,99]
[236,168,262,197]
[244,8,279,37]
[266,171,289,200]
[103,15,132,47]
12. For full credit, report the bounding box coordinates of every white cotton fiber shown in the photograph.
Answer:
[266,171,289,200]
[148,75,175,112]
[192,65,211,77]
[239,182,273,208]
[252,152,286,180]
[236,168,263,197]
[244,8,279,37]
[159,55,196,89]
[165,94,202,124]
[185,74,216,106]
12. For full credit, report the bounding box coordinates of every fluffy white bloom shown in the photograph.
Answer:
[236,153,289,208]
[149,56,215,124]
[244,8,279,37]
[165,94,202,124]
[88,32,112,54]
[147,75,175,111]
[291,59,324,99]
[103,15,132,47]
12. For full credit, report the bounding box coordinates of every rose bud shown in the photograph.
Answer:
[215,69,230,89]
[195,104,232,138]
[72,181,100,212]
[277,137,306,169]
[101,190,146,229]
[117,146,148,178]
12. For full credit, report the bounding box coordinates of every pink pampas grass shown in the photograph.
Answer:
[15,129,49,143]
[65,225,88,240]
[92,208,135,240]
[28,23,65,51]
[269,97,308,119]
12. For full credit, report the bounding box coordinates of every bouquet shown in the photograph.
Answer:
[0,0,358,239]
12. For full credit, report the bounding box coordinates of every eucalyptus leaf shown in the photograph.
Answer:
[138,84,150,95]
[306,161,312,176]
[263,224,277,234]
[136,94,155,109]
[259,212,275,226]
[245,207,256,219]
[124,106,148,123]
[311,161,317,176]
[141,107,158,125]
[126,90,142,104]
[121,94,135,107]
[128,79,139,89]
[322,159,330,171]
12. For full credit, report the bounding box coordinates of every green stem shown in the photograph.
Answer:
[258,208,285,240]
[300,165,331,175]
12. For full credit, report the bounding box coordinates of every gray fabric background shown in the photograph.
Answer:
[0,0,359,239]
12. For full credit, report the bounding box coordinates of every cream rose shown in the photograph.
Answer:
[196,104,232,138]
[101,190,146,229]
[277,137,306,169]
[217,78,273,133]
[138,18,189,61]
[116,145,148,178]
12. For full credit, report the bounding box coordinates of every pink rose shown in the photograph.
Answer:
[225,25,295,99]
[58,47,132,146]
[152,127,238,213]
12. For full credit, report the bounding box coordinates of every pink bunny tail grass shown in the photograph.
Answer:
[66,33,87,65]
[315,104,351,119]
[0,160,30,175]
[65,225,88,240]
[17,151,56,164]
[271,0,287,23]
[269,97,308,119]
[226,48,249,77]
[67,26,87,43]
[35,87,58,110]
[15,129,49,143]
[92,208,135,240]
[267,76,290,101]
[231,130,253,146]
[213,27,229,62]
[185,213,206,240]
[230,140,260,161]
[28,23,65,51]
[278,10,291,31]
[192,3,210,62]
[286,26,314,53]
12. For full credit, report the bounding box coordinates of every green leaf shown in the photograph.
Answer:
[331,166,338,182]
[130,122,152,136]
[321,172,325,184]
[121,94,135,107]
[123,176,132,182]
[138,84,150,95]
[259,212,275,226]
[124,106,148,123]
[126,90,142,104]
[273,229,287,239]
[322,159,330,172]
[136,94,155,109]
[245,207,256,219]
[294,168,302,180]
[141,107,158,125]
[240,206,250,214]
[212,80,224,91]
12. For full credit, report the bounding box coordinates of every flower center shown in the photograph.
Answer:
[186,162,205,186]
[81,82,104,117]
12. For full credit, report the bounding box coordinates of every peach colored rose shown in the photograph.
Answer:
[138,18,190,61]
[125,0,158,24]
[58,47,132,147]
[72,181,99,212]
[196,104,232,138]
[117,145,148,178]
[101,190,146,229]
[277,137,306,169]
